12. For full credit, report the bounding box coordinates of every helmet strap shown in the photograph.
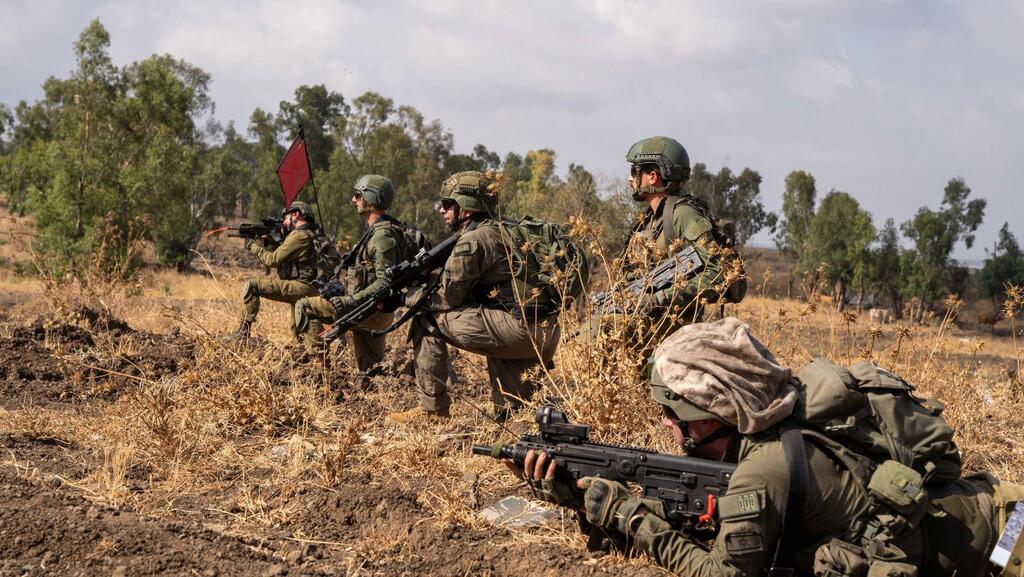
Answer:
[681,423,733,455]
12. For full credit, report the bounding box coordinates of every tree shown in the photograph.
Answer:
[977,223,1024,301]
[1,20,224,271]
[802,190,876,310]
[276,85,346,172]
[901,177,986,321]
[866,218,904,317]
[684,163,777,246]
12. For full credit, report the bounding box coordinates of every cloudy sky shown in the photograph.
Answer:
[2,0,1022,259]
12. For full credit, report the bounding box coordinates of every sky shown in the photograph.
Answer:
[2,0,1022,260]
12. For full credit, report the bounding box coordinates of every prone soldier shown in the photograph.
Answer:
[233,201,320,339]
[515,318,1024,577]
[293,175,407,371]
[389,171,560,424]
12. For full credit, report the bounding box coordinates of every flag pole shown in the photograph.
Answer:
[298,125,329,236]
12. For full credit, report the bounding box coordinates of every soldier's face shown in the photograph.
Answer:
[629,165,659,193]
[439,199,462,230]
[352,192,370,215]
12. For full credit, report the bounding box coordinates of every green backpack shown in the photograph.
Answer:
[499,217,590,315]
[792,358,962,484]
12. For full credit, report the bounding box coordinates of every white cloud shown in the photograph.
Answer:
[2,0,1023,257]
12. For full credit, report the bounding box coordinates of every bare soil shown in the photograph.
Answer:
[0,300,663,577]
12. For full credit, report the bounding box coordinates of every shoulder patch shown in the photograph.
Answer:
[719,488,766,521]
[453,240,477,257]
[724,529,764,555]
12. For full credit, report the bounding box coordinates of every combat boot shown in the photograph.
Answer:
[222,320,252,343]
[387,406,450,424]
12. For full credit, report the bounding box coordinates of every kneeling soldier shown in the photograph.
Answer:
[294,175,407,371]
[235,201,320,338]
[389,171,560,424]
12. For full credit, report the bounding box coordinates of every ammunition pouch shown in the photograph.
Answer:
[813,538,917,577]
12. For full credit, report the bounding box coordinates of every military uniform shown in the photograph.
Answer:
[294,217,406,371]
[589,194,725,349]
[412,217,560,415]
[241,224,319,326]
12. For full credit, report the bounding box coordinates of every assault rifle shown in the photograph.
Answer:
[227,216,285,247]
[320,233,459,342]
[591,244,704,314]
[473,407,734,535]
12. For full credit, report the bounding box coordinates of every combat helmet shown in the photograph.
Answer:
[626,136,691,183]
[354,174,395,209]
[284,201,315,221]
[440,171,497,214]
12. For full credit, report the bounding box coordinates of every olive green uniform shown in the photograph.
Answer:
[241,225,319,325]
[631,430,1003,577]
[294,218,405,371]
[413,218,560,414]
[590,194,724,348]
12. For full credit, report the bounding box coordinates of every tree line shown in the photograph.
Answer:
[1,20,1021,315]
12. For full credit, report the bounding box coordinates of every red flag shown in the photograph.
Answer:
[276,131,311,208]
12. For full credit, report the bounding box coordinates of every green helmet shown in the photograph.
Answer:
[440,171,497,213]
[626,136,690,183]
[353,174,395,209]
[647,360,722,423]
[283,201,315,221]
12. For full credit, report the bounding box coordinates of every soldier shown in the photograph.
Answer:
[293,175,407,371]
[389,171,560,424]
[234,201,320,338]
[593,136,732,349]
[518,318,1022,577]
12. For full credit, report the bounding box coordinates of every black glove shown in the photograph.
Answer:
[329,295,355,316]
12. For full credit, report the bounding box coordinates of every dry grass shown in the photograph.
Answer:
[0,223,1022,571]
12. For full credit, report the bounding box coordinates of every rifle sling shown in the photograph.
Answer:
[769,426,809,576]
[660,195,681,246]
[370,272,444,337]
[340,225,376,269]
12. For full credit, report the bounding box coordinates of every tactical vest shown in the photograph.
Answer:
[341,218,408,296]
[277,227,318,282]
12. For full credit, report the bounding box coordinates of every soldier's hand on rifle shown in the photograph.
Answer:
[579,477,665,537]
[509,449,583,507]
[329,295,355,315]
[244,237,257,251]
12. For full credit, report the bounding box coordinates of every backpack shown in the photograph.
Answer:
[499,217,590,315]
[399,222,432,261]
[311,229,343,283]
[792,358,962,484]
[662,195,747,304]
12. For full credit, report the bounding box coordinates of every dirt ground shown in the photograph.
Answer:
[0,294,674,577]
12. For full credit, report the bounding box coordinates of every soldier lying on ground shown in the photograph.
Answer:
[513,317,1024,577]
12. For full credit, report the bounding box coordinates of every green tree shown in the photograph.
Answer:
[1,20,221,271]
[246,108,284,219]
[977,223,1024,301]
[866,218,904,316]
[276,84,346,172]
[900,177,986,321]
[803,190,876,310]
[683,163,776,246]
